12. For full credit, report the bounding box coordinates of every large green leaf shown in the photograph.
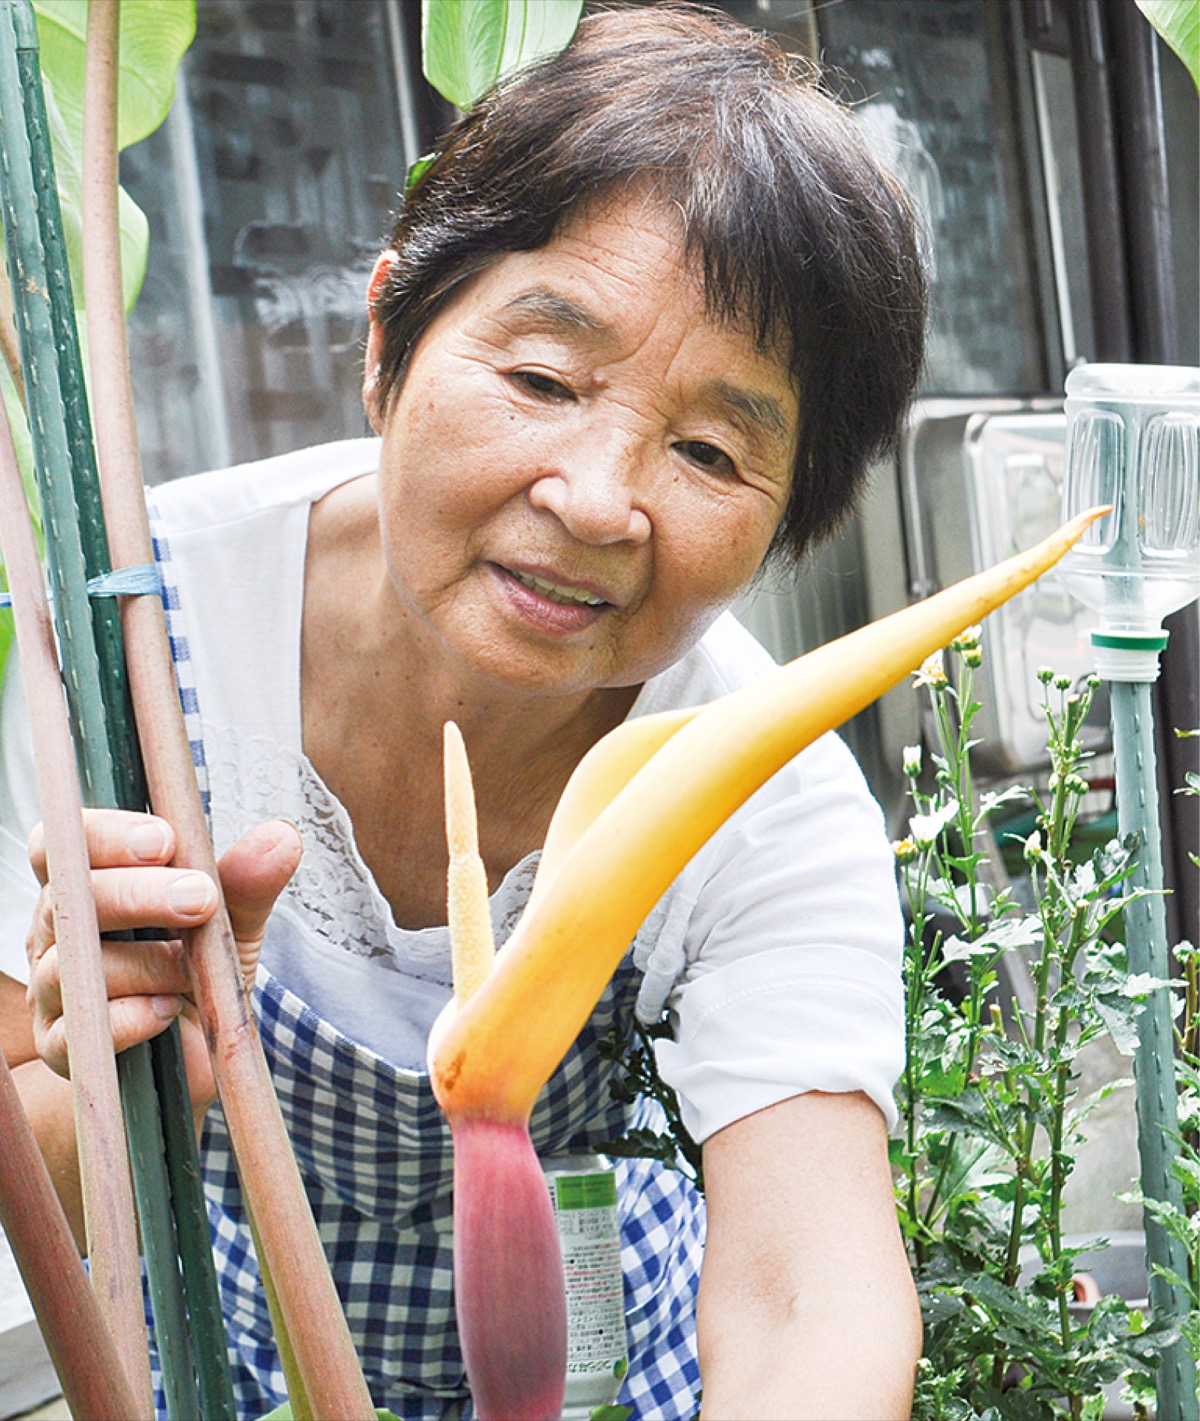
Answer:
[33,0,196,150]
[0,1,195,685]
[421,0,583,110]
[30,0,196,308]
[1135,0,1200,92]
[36,73,149,308]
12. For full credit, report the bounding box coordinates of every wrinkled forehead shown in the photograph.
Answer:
[554,185,793,354]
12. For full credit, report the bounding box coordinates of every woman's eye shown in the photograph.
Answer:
[677,440,735,475]
[515,370,574,401]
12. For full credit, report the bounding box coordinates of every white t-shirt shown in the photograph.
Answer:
[0,439,905,1139]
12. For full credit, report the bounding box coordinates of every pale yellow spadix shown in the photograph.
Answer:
[429,507,1108,1124]
[444,721,495,1004]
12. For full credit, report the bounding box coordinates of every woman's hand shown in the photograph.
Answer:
[24,809,302,1116]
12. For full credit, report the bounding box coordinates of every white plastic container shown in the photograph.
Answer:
[542,1154,629,1419]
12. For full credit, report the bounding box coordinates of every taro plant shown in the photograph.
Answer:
[894,636,1184,1420]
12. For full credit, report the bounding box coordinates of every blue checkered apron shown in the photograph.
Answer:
[148,498,706,1420]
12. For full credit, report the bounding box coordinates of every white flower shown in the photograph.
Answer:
[909,799,960,847]
[902,744,923,777]
[912,651,948,689]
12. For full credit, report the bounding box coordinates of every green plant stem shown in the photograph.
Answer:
[902,856,932,1268]
[0,4,152,1404]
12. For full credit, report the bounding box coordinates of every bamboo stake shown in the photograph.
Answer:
[0,1051,141,1421]
[78,2,374,1414]
[0,355,149,1414]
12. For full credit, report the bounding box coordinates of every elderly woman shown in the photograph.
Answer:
[0,6,926,1417]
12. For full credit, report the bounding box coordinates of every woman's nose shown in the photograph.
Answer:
[527,434,652,546]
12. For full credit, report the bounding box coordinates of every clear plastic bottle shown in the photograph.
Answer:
[542,1154,629,1419]
[1059,363,1200,681]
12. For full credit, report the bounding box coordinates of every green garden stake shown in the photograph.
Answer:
[0,3,235,1415]
[1060,363,1200,1421]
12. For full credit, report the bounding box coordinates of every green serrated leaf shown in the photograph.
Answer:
[1135,0,1200,91]
[422,0,582,109]
[404,152,437,195]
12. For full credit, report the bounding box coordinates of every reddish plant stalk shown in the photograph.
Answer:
[0,378,151,1410]
[0,1051,142,1420]
[440,726,567,1418]
[80,4,373,1414]
[452,1119,567,1420]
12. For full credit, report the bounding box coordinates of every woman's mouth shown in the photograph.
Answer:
[507,569,607,608]
[491,564,614,634]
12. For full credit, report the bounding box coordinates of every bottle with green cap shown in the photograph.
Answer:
[1059,363,1199,681]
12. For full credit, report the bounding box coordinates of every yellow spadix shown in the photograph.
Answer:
[430,507,1107,1128]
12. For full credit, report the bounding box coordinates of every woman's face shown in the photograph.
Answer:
[368,193,799,702]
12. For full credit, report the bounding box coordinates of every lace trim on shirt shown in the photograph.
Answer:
[204,722,542,969]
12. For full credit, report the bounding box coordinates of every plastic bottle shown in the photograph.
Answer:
[1059,363,1199,681]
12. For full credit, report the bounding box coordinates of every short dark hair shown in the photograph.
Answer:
[372,3,927,561]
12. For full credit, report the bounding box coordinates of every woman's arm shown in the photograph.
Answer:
[697,1090,921,1420]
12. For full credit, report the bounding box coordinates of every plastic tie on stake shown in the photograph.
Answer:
[0,562,160,607]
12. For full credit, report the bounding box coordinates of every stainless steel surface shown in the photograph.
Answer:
[899,399,1110,777]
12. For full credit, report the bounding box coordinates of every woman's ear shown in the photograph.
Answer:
[363,250,399,433]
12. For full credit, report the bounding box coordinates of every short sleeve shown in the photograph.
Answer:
[652,731,905,1142]
[0,649,42,984]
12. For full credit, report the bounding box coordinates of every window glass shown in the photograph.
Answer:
[808,0,1048,396]
[122,0,408,484]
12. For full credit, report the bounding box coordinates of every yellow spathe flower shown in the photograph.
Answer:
[432,505,1106,1421]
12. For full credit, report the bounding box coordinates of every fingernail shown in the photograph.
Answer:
[168,871,217,916]
[128,820,170,862]
[152,994,181,1021]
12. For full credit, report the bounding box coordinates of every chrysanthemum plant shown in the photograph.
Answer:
[893,635,1190,1419]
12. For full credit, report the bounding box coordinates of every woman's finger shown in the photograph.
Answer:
[34,984,189,1080]
[217,820,304,982]
[27,809,176,885]
[28,865,218,943]
[28,934,192,1018]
